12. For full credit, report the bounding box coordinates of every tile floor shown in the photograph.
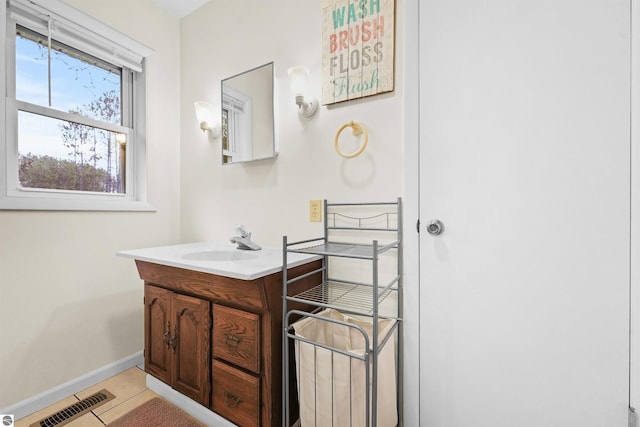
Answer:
[15,366,158,427]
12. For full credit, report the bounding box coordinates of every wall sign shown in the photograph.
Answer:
[322,0,395,105]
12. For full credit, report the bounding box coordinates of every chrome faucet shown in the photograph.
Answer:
[229,225,261,250]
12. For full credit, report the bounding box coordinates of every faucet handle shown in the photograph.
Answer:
[236,225,251,238]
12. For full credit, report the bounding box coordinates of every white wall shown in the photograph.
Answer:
[632,0,640,411]
[402,1,421,424]
[179,1,405,247]
[0,0,182,408]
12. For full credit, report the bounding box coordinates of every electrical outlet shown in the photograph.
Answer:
[309,200,322,222]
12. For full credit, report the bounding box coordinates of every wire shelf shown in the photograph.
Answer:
[286,241,399,259]
[287,280,396,316]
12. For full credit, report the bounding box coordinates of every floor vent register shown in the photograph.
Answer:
[29,389,115,427]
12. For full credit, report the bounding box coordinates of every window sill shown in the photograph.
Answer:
[0,195,156,212]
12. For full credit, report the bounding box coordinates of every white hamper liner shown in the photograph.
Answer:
[292,308,397,427]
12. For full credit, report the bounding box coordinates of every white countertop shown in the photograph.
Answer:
[117,242,320,280]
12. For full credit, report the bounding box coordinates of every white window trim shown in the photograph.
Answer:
[222,86,253,163]
[0,0,155,211]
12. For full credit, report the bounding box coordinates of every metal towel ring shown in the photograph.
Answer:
[334,121,368,158]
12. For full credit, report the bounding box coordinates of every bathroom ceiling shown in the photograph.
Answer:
[153,0,211,18]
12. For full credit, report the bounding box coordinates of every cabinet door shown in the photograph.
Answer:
[172,293,211,406]
[144,285,172,385]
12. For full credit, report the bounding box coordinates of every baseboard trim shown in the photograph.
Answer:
[146,375,235,427]
[1,351,143,420]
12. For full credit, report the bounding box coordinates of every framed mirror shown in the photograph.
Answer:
[221,62,278,164]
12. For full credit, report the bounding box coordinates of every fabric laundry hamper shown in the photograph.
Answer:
[292,308,397,427]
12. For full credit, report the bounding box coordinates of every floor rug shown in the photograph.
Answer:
[107,397,206,427]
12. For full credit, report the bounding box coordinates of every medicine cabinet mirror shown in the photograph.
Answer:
[221,62,278,164]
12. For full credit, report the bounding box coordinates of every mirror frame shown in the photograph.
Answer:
[220,62,278,165]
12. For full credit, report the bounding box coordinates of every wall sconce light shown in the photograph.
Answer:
[193,101,220,139]
[115,132,127,146]
[288,66,318,118]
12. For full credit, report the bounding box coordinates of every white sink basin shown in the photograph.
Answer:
[181,249,259,262]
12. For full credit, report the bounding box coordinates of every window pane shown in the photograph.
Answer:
[18,111,125,194]
[15,26,122,125]
[222,108,231,163]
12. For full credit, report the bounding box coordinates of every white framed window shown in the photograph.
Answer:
[0,0,154,211]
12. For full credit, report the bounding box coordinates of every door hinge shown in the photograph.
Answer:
[416,219,420,233]
[630,407,637,427]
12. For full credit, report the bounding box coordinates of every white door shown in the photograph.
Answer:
[418,1,631,425]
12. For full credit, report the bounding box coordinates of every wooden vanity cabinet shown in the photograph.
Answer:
[136,259,321,427]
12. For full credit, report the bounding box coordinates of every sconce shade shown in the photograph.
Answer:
[194,101,214,130]
[194,101,221,139]
[288,66,310,96]
[288,66,318,119]
[115,133,126,146]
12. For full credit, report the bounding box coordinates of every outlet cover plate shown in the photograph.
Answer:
[310,200,322,222]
